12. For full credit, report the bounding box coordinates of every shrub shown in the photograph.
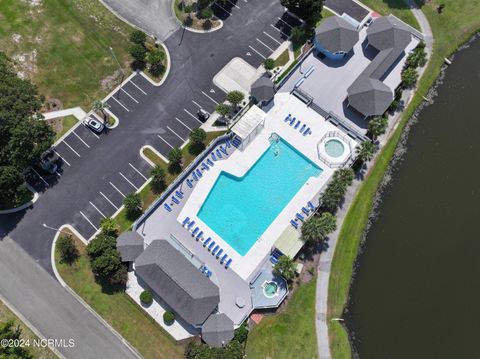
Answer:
[368,116,389,140]
[301,212,337,244]
[401,67,418,88]
[163,311,175,323]
[140,290,153,304]
[147,49,165,77]
[233,323,249,343]
[320,168,355,212]
[91,247,122,278]
[216,103,231,118]
[150,165,166,194]
[129,30,147,45]
[100,217,118,236]
[124,192,142,217]
[202,19,213,30]
[129,44,146,62]
[57,234,79,264]
[264,58,275,70]
[226,90,245,109]
[355,140,376,164]
[87,234,117,260]
[273,255,297,281]
[184,14,193,26]
[184,4,194,13]
[199,7,214,19]
[290,26,306,48]
[406,45,427,68]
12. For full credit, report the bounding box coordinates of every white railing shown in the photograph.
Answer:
[317,131,354,168]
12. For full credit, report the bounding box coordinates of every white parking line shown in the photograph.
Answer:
[225,0,240,8]
[167,126,186,141]
[175,117,192,131]
[53,150,70,166]
[129,163,148,180]
[109,182,126,198]
[192,100,202,108]
[184,108,203,124]
[111,95,130,112]
[201,91,219,105]
[119,172,139,190]
[277,17,293,28]
[130,79,148,95]
[213,1,232,15]
[263,30,282,45]
[100,191,119,210]
[30,168,49,187]
[270,23,289,38]
[72,131,90,148]
[121,87,139,104]
[248,45,267,59]
[157,134,175,149]
[89,201,106,218]
[62,140,81,157]
[80,211,98,231]
[256,38,274,52]
[82,123,100,139]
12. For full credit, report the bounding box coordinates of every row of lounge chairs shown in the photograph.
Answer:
[163,190,185,212]
[183,217,233,269]
[290,201,317,229]
[200,265,212,278]
[284,114,312,136]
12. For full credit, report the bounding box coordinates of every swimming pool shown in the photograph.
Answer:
[197,136,322,256]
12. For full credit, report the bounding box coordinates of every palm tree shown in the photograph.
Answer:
[168,147,183,174]
[226,90,245,111]
[401,67,418,88]
[356,141,376,163]
[273,255,297,281]
[216,103,231,120]
[92,100,109,120]
[301,212,337,244]
[368,116,389,140]
[150,165,166,194]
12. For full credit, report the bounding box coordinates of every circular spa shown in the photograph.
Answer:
[324,138,345,158]
[263,281,279,298]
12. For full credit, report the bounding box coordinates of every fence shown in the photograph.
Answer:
[317,131,354,168]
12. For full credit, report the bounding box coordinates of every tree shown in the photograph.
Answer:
[320,168,354,212]
[280,0,323,26]
[216,103,231,118]
[226,90,245,110]
[273,255,297,281]
[147,49,165,77]
[199,7,214,19]
[188,128,207,155]
[129,44,146,62]
[233,323,249,343]
[301,212,337,244]
[290,26,306,48]
[129,30,147,45]
[87,233,127,285]
[368,116,389,140]
[0,320,33,359]
[92,100,109,120]
[87,233,117,259]
[91,246,123,278]
[124,192,142,217]
[150,165,166,194]
[0,166,24,207]
[356,141,376,163]
[406,45,427,68]
[168,147,183,173]
[264,58,275,70]
[100,217,118,236]
[57,234,79,264]
[401,67,418,88]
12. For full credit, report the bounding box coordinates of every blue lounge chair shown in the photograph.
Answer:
[182,217,190,226]
[172,196,179,204]
[216,149,223,159]
[196,169,202,178]
[300,124,306,132]
[296,213,305,221]
[308,201,316,211]
[176,191,183,199]
[212,152,217,161]
[270,256,278,264]
[226,138,231,148]
[206,158,214,167]
[302,207,310,215]
[294,120,301,129]
[212,245,220,255]
[186,179,193,188]
[232,138,242,148]
[196,231,203,240]
[192,172,198,181]
[216,249,223,258]
[208,241,215,250]
[289,117,295,126]
[220,146,227,155]
[284,114,291,122]
[220,254,228,264]
[187,220,195,229]
[290,219,298,229]
[164,203,172,212]
[202,162,209,171]
[203,237,211,247]
[225,258,232,269]
[206,270,212,278]
[192,227,199,236]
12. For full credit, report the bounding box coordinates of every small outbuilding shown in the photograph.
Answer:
[250,74,275,105]
[314,16,359,60]
[201,313,235,348]
[116,231,144,262]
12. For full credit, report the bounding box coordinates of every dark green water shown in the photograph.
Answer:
[347,38,480,359]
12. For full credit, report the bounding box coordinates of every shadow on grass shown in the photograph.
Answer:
[188,142,205,156]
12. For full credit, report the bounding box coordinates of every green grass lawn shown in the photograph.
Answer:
[0,0,133,108]
[52,115,78,141]
[55,233,183,359]
[328,1,480,358]
[273,49,290,67]
[0,300,57,359]
[245,278,318,359]
[360,0,420,30]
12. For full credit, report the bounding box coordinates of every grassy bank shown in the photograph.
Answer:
[328,1,480,358]
[0,0,133,108]
[245,277,317,359]
[54,232,183,359]
[0,300,57,359]
[361,0,420,30]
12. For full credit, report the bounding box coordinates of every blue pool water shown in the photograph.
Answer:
[197,137,322,256]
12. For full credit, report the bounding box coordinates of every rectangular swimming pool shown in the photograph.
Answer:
[197,137,322,256]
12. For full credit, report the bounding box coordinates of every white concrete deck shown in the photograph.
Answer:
[178,93,358,279]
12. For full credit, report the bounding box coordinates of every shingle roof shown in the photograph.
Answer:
[201,313,234,348]
[134,240,220,326]
[315,16,359,53]
[116,231,144,262]
[251,75,275,103]
[347,15,414,116]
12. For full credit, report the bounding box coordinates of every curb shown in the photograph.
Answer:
[0,184,39,214]
[171,0,223,34]
[140,145,169,166]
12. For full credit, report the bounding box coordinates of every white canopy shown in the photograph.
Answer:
[231,105,266,142]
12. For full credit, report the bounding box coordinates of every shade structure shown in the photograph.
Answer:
[251,75,275,104]
[201,313,234,348]
[314,16,359,54]
[116,231,144,262]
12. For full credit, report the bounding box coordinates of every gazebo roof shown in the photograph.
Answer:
[314,16,359,53]
[116,231,144,262]
[201,313,234,348]
[251,74,275,103]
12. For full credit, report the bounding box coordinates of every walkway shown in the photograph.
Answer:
[314,3,434,359]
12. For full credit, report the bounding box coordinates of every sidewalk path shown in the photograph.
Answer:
[315,4,434,358]
[42,107,86,121]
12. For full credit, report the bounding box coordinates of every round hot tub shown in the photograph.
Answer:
[263,281,279,298]
[324,139,345,158]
